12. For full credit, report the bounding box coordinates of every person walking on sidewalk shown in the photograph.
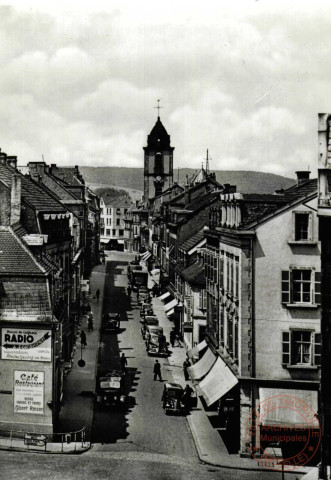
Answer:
[87,311,94,331]
[95,288,100,303]
[120,353,128,371]
[183,358,191,381]
[127,285,131,298]
[153,359,162,381]
[80,330,87,349]
[170,330,176,348]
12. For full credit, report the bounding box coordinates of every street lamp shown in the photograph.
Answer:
[78,342,85,368]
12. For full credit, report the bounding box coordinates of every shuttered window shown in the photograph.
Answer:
[314,333,322,366]
[314,272,321,305]
[282,331,290,364]
[281,271,290,304]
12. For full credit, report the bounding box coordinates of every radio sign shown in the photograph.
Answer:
[1,328,51,362]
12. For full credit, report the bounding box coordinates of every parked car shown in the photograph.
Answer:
[102,313,120,333]
[96,369,126,407]
[141,315,159,338]
[145,325,163,346]
[161,383,185,415]
[147,332,169,356]
[140,302,153,319]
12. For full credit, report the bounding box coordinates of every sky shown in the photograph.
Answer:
[1,1,331,178]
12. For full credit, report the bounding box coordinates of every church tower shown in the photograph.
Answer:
[143,107,174,200]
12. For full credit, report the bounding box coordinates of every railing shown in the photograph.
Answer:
[0,427,88,453]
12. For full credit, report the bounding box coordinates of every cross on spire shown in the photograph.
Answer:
[154,99,163,119]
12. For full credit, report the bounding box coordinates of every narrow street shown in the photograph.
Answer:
[0,252,295,480]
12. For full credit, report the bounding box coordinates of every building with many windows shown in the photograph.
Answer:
[100,195,131,250]
[198,171,320,455]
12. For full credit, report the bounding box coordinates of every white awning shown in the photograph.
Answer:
[141,251,151,261]
[159,291,171,301]
[187,347,216,381]
[187,339,207,359]
[164,298,178,312]
[198,357,238,407]
[259,388,319,427]
[166,308,175,317]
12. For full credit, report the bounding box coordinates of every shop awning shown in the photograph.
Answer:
[166,308,174,317]
[140,251,151,261]
[187,339,207,359]
[159,291,171,301]
[259,388,319,427]
[187,347,216,381]
[164,298,178,312]
[198,357,238,407]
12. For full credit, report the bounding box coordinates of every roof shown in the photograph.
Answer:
[180,262,205,286]
[146,117,172,150]
[0,164,66,213]
[240,178,318,228]
[0,227,45,275]
[102,195,131,208]
[0,278,52,321]
[189,167,209,185]
[180,229,205,252]
[50,166,84,186]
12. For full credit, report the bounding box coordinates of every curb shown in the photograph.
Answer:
[0,442,92,455]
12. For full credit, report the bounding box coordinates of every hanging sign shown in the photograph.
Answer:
[1,328,51,362]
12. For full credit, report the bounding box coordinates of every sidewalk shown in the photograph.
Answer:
[152,294,314,476]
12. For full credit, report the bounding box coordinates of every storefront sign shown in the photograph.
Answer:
[14,371,44,415]
[1,328,51,362]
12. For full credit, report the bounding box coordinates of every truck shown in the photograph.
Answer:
[131,268,148,291]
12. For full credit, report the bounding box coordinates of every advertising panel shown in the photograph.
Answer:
[1,328,51,362]
[14,371,44,415]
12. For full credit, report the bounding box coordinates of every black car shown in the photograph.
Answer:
[102,313,120,332]
[96,369,126,407]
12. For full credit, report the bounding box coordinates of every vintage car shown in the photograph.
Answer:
[138,286,150,305]
[161,383,185,415]
[102,313,120,333]
[96,369,126,407]
[140,303,153,319]
[146,331,169,356]
[141,316,159,338]
[145,325,163,346]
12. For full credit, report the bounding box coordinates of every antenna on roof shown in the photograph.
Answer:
[177,167,179,183]
[154,99,163,119]
[42,154,44,162]
[205,149,210,174]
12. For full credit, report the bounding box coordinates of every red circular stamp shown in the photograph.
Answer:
[244,394,321,472]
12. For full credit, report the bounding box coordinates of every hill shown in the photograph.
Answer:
[80,167,296,195]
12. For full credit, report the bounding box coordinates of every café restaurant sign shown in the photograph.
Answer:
[1,328,51,362]
[14,371,44,415]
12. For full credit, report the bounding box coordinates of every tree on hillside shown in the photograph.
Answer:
[94,187,131,200]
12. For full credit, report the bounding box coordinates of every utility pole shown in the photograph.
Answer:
[317,113,331,480]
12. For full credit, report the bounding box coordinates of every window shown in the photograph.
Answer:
[106,228,111,236]
[116,208,121,214]
[112,229,116,236]
[295,213,309,241]
[281,269,321,305]
[282,331,321,367]
[199,289,207,310]
[119,229,124,236]
[116,219,120,226]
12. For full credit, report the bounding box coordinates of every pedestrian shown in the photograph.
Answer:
[182,384,194,413]
[169,330,176,348]
[80,330,87,349]
[153,359,162,381]
[88,313,94,332]
[95,288,100,303]
[120,353,128,371]
[183,358,191,381]
[127,285,131,297]
[86,303,91,313]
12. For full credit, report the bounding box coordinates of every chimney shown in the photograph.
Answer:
[28,162,46,180]
[0,152,7,166]
[296,171,310,186]
[223,184,236,194]
[10,174,21,224]
[6,156,17,169]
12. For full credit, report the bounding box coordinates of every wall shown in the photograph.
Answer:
[254,198,321,381]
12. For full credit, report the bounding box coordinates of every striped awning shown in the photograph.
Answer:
[164,298,178,312]
[159,291,171,301]
[140,251,151,261]
[187,347,216,381]
[187,339,207,359]
[198,357,238,407]
[166,308,175,317]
